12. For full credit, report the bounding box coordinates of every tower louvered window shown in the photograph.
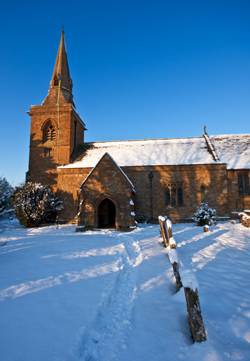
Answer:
[46,125,56,141]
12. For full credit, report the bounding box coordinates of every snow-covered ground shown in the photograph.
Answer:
[0,220,250,361]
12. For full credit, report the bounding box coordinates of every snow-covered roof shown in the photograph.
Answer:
[210,134,250,169]
[62,137,216,169]
[59,133,250,170]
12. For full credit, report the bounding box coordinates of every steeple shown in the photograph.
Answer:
[42,30,75,107]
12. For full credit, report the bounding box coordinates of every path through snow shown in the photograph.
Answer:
[79,233,143,360]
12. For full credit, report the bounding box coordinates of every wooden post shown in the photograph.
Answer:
[184,287,206,342]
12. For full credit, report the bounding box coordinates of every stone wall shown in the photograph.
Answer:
[55,162,229,224]
[227,169,250,211]
[124,163,229,222]
[57,167,90,221]
[27,104,85,187]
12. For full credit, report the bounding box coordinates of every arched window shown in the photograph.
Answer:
[178,185,183,206]
[238,174,250,197]
[201,186,206,203]
[53,74,59,86]
[165,186,170,205]
[46,125,56,141]
[165,183,183,207]
[43,121,56,143]
[244,174,249,195]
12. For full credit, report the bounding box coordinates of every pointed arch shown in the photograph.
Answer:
[201,185,206,203]
[53,74,59,86]
[41,119,57,143]
[98,198,116,228]
[94,194,120,229]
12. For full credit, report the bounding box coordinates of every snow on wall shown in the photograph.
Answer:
[60,137,216,169]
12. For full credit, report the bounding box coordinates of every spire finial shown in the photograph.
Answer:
[204,125,207,135]
[62,22,64,34]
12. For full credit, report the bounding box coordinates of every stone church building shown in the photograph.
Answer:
[27,31,250,230]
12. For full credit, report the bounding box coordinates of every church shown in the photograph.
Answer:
[26,31,250,230]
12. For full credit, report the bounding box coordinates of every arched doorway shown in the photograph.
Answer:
[98,198,116,228]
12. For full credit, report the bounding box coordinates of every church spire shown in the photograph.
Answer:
[43,30,75,107]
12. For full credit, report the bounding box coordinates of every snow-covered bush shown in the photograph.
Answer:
[135,214,147,224]
[11,182,62,227]
[0,176,13,219]
[193,203,218,226]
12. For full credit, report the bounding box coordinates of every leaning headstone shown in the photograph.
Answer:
[180,269,206,342]
[168,249,182,292]
[166,219,173,238]
[158,216,169,247]
[238,212,246,223]
[184,287,206,342]
[242,214,250,228]
[204,225,209,232]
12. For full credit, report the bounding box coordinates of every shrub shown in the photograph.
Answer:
[193,203,218,226]
[11,182,62,227]
[135,214,147,224]
[0,176,13,219]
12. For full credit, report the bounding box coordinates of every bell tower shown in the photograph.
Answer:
[27,30,86,187]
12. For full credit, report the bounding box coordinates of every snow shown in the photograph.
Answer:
[166,219,172,229]
[210,134,250,169]
[129,199,134,206]
[168,248,179,264]
[158,215,165,222]
[61,137,216,169]
[59,134,250,171]
[179,268,199,292]
[169,236,176,247]
[1,219,250,360]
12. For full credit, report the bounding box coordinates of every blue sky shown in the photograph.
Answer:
[0,0,249,185]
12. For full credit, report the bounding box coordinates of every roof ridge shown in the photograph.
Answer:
[82,136,204,145]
